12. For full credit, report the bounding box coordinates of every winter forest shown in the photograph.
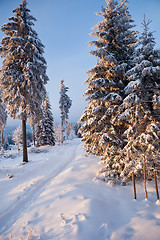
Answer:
[0,0,160,239]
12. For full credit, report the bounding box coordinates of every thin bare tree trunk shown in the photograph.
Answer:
[2,129,4,145]
[32,125,35,146]
[33,130,35,146]
[61,120,63,144]
[154,170,159,200]
[18,143,20,152]
[132,172,137,199]
[144,158,148,199]
[22,118,28,162]
[0,130,1,148]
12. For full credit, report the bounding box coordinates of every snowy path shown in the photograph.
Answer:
[0,140,78,239]
[0,139,160,240]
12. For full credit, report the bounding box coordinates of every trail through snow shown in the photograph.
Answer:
[0,139,160,240]
[0,141,77,235]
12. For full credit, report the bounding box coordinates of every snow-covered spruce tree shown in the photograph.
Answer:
[36,94,55,146]
[79,0,137,162]
[0,0,48,162]
[113,17,160,181]
[59,79,72,143]
[13,125,22,151]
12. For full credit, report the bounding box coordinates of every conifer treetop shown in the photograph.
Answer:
[0,0,48,120]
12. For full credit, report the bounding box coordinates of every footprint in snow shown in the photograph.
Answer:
[100,223,112,239]
[72,213,86,225]
[60,213,87,226]
[34,212,39,218]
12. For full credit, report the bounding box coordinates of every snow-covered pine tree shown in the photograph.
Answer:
[79,0,137,163]
[36,94,55,146]
[59,79,72,143]
[13,125,22,152]
[115,16,160,181]
[0,0,48,162]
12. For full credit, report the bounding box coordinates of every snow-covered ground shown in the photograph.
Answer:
[0,139,160,240]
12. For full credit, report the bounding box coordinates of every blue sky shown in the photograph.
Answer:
[0,0,160,126]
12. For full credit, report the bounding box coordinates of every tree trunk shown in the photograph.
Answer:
[132,172,136,199]
[32,125,35,146]
[154,170,159,200]
[2,129,4,145]
[22,118,28,162]
[0,130,1,148]
[61,120,63,144]
[144,158,148,199]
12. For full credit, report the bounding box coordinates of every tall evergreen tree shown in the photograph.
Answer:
[79,0,137,163]
[114,17,160,181]
[36,94,55,146]
[0,0,48,162]
[59,79,72,143]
